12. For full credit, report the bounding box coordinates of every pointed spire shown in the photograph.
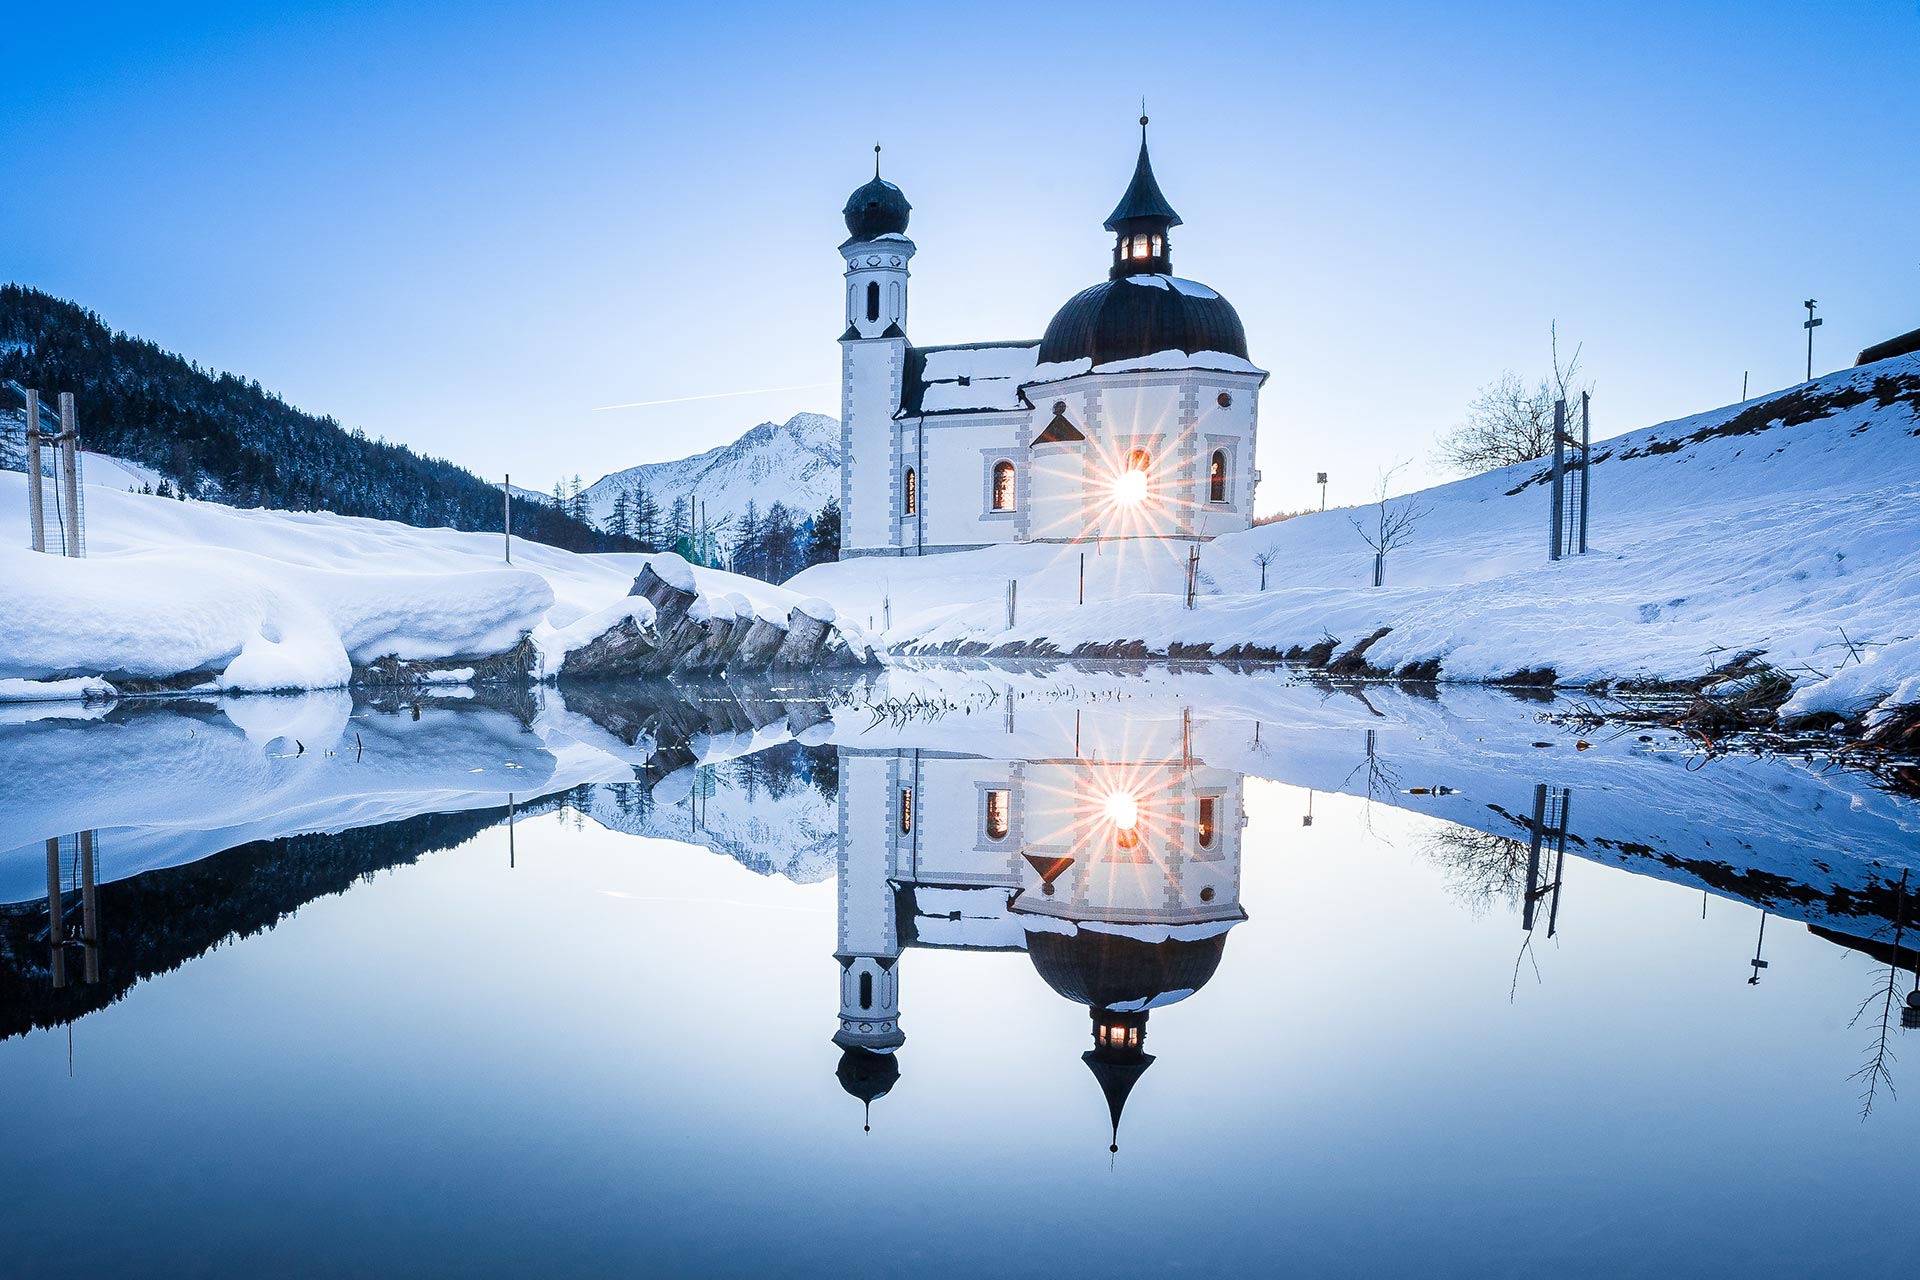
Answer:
[1104,114,1182,233]
[874,142,882,180]
[1082,1050,1155,1153]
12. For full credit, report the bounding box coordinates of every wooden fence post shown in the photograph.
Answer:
[25,389,45,553]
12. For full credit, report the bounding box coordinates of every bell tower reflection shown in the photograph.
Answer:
[831,719,1247,1146]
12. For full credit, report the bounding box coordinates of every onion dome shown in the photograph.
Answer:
[843,144,911,241]
[1025,928,1228,1012]
[835,1045,901,1132]
[1037,275,1249,368]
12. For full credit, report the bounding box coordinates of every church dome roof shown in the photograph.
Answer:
[843,167,911,241]
[1036,274,1248,369]
[1025,927,1228,1012]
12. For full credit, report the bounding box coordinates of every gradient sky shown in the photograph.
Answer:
[3,1,1915,511]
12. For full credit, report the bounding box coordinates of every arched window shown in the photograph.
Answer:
[1209,450,1228,503]
[1198,796,1218,849]
[899,786,914,833]
[985,788,1010,840]
[859,972,873,1009]
[902,467,917,516]
[991,460,1016,511]
[1125,449,1151,473]
[865,281,880,323]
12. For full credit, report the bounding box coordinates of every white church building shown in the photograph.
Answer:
[837,120,1269,558]
[829,726,1248,1147]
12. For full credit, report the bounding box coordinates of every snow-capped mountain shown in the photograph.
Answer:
[579,412,839,530]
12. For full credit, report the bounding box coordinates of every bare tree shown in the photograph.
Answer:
[1436,324,1592,475]
[1251,547,1279,591]
[1349,463,1429,587]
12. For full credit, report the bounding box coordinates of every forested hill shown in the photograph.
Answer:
[0,284,622,551]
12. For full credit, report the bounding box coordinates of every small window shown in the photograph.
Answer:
[1125,449,1151,474]
[1131,233,1151,258]
[903,467,917,516]
[899,786,914,834]
[865,281,880,323]
[985,788,1011,839]
[859,972,873,1009]
[1198,796,1217,848]
[1115,824,1140,850]
[991,460,1015,511]
[1209,451,1227,503]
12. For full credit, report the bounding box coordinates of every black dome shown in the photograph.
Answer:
[843,176,911,241]
[835,1046,900,1104]
[1026,928,1228,1011]
[1037,276,1247,368]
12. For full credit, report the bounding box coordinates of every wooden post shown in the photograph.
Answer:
[45,838,65,990]
[1578,393,1591,555]
[1549,399,1566,561]
[1078,552,1085,605]
[25,389,45,553]
[58,392,81,557]
[1523,783,1547,933]
[503,473,512,563]
[80,830,99,985]
[1005,579,1017,629]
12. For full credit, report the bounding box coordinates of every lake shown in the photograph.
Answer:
[2,666,1916,1277]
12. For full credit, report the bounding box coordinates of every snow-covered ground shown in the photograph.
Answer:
[0,472,862,693]
[789,355,1920,726]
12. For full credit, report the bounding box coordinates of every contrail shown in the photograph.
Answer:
[591,381,834,411]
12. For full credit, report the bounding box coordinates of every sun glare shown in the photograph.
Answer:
[1103,790,1141,830]
[1111,470,1149,505]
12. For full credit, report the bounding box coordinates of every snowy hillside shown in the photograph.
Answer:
[789,355,1920,725]
[580,412,839,529]
[0,473,871,693]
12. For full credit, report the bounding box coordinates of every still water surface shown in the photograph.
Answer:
[2,668,1916,1277]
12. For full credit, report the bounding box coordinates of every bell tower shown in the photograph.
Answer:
[838,145,915,557]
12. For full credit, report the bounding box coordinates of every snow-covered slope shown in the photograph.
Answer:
[580,412,839,529]
[789,356,1920,723]
[0,473,869,692]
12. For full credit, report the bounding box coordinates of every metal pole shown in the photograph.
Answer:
[1549,399,1566,561]
[59,393,81,557]
[25,389,45,553]
[503,473,511,563]
[1578,392,1590,555]
[1005,579,1016,629]
[1803,299,1821,382]
[1546,790,1569,938]
[1522,783,1547,933]
[1078,552,1085,605]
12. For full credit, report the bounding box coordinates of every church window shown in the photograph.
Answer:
[1209,451,1228,503]
[903,467,917,515]
[1115,823,1140,851]
[1151,234,1163,256]
[985,788,1011,839]
[899,786,914,834]
[1198,796,1218,848]
[991,460,1016,511]
[866,281,880,323]
[1125,449,1151,474]
[859,972,874,1009]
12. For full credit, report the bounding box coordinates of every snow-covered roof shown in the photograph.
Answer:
[1024,347,1267,386]
[897,341,1041,417]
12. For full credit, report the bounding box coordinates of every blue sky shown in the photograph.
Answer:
[3,1,1916,511]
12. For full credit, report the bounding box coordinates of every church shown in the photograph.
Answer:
[836,121,1269,558]
[829,723,1248,1148]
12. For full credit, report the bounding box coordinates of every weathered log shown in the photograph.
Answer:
[731,616,789,672]
[558,614,658,679]
[773,599,837,670]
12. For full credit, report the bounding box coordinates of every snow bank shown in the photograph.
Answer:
[0,473,863,692]
[0,675,116,703]
[789,355,1920,723]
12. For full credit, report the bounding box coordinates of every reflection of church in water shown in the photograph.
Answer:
[830,732,1245,1149]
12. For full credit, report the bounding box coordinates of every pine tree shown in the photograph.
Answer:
[609,489,631,540]
[734,500,762,578]
[669,494,691,542]
[804,497,841,567]
[762,501,798,582]
[634,486,660,550]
